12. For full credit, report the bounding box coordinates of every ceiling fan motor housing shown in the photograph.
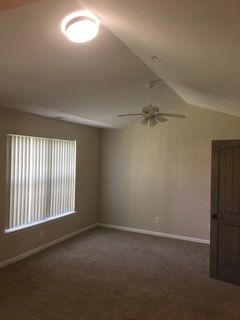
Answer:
[142,105,159,118]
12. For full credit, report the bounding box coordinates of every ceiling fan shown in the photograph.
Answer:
[118,80,186,128]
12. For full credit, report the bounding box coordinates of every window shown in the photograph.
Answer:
[6,134,76,232]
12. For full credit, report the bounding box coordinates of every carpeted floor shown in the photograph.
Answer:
[0,227,240,320]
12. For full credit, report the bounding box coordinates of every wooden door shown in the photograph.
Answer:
[211,140,240,285]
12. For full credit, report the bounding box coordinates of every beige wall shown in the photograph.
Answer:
[0,107,100,264]
[99,104,240,241]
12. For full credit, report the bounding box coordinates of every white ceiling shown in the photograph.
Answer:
[1,0,240,128]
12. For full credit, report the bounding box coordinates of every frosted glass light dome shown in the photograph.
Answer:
[62,11,100,43]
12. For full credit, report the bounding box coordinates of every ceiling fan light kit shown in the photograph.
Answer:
[61,11,100,43]
[118,80,186,128]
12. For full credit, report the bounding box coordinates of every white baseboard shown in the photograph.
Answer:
[0,222,210,269]
[97,223,210,244]
[0,223,98,269]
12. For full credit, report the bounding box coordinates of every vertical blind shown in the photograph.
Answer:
[7,134,76,231]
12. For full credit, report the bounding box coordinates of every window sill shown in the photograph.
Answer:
[4,211,77,235]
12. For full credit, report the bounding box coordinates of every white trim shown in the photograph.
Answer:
[0,223,97,269]
[5,211,77,234]
[97,223,210,244]
[0,222,210,269]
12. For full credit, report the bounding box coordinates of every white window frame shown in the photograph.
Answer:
[5,134,77,233]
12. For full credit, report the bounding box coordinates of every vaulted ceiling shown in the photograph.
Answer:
[1,0,240,128]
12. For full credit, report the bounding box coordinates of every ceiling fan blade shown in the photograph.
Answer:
[158,112,186,119]
[118,113,144,117]
[155,114,168,122]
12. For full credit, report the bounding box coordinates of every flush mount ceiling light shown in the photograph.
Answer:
[61,10,100,43]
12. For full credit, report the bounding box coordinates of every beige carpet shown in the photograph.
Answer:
[0,227,240,320]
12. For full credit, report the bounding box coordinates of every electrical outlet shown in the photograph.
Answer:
[155,217,160,224]
[40,231,45,238]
